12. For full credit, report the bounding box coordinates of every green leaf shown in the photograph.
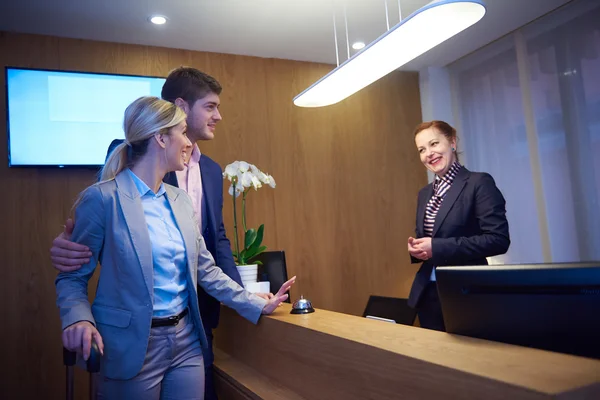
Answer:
[245,225,264,251]
[244,228,257,249]
[254,224,264,248]
[246,245,267,262]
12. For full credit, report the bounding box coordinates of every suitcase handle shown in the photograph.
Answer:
[63,339,101,400]
[63,339,101,373]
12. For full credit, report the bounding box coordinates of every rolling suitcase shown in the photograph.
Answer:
[63,340,101,400]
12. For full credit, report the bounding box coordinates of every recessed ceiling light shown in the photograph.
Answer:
[352,42,365,50]
[149,15,167,25]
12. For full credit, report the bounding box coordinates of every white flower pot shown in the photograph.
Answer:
[245,281,270,294]
[237,264,258,287]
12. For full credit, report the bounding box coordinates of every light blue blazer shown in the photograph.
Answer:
[55,170,266,380]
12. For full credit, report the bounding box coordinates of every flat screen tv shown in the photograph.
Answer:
[5,67,165,167]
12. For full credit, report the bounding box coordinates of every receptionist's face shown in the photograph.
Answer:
[415,128,456,177]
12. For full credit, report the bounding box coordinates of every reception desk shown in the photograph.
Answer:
[214,304,600,399]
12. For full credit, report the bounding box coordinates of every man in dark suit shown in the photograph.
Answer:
[50,67,270,399]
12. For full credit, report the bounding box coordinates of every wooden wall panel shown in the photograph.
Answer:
[0,31,425,399]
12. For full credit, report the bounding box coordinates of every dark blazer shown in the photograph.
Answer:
[106,139,243,330]
[408,167,510,308]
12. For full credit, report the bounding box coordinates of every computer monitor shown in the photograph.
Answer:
[436,262,600,359]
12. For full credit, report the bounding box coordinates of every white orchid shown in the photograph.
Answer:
[223,161,275,193]
[256,171,275,188]
[223,161,240,181]
[255,170,268,184]
[223,160,276,266]
[240,171,254,188]
[250,175,262,190]
[239,161,250,173]
[228,184,243,198]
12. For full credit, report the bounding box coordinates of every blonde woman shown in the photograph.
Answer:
[56,96,294,399]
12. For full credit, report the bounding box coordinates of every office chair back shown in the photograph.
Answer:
[363,295,417,326]
[253,251,291,303]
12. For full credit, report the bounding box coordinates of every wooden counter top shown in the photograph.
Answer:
[214,304,600,399]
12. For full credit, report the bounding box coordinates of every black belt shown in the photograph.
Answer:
[151,308,189,328]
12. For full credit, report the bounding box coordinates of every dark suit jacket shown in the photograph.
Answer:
[106,139,243,330]
[407,167,510,308]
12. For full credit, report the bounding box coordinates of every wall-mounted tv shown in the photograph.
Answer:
[5,67,166,167]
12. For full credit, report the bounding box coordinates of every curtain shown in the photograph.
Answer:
[449,0,600,263]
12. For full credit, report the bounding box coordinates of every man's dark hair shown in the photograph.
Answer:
[161,66,222,105]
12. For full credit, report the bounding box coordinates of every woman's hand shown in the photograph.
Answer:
[261,276,296,314]
[254,292,275,300]
[62,321,104,360]
[408,237,432,260]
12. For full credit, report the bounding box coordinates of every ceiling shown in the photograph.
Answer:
[0,0,571,70]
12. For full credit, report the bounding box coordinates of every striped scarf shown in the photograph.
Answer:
[423,162,462,237]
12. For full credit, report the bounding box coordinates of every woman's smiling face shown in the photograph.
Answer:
[415,127,457,176]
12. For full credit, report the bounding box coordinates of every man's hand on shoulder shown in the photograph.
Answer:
[50,218,92,272]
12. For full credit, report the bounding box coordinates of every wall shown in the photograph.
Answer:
[419,66,458,183]
[0,31,425,398]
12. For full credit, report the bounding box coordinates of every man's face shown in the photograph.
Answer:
[181,92,222,143]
